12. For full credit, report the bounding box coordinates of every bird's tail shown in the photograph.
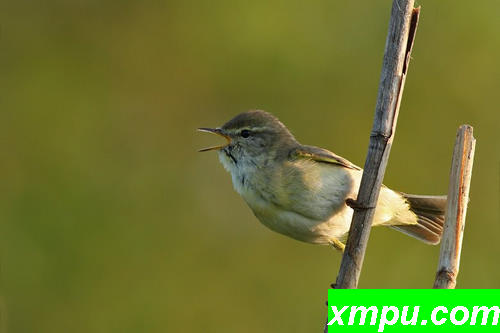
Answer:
[391,194,447,245]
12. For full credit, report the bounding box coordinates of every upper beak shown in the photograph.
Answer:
[197,127,231,152]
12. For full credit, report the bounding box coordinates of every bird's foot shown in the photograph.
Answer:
[346,198,375,210]
[329,238,345,252]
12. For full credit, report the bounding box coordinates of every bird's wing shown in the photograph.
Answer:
[290,145,361,170]
[265,145,359,223]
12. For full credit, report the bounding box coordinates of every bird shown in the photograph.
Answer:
[198,110,446,251]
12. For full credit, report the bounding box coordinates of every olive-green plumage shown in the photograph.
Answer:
[199,110,446,251]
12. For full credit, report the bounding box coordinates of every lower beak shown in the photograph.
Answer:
[197,128,231,152]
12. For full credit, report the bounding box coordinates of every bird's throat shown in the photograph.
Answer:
[218,150,261,196]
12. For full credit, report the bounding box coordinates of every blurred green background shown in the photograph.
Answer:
[1,0,499,332]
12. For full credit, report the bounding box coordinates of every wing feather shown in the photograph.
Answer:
[290,145,361,170]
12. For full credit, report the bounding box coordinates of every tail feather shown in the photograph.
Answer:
[391,194,447,245]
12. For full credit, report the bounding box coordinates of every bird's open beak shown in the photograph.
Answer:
[197,128,231,152]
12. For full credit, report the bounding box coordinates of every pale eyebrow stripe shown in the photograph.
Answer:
[247,126,269,132]
[225,126,271,134]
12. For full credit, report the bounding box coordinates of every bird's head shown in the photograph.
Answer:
[198,110,297,169]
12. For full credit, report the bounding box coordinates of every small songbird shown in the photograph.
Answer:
[198,110,446,251]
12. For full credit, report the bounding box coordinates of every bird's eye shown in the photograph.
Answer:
[240,129,251,138]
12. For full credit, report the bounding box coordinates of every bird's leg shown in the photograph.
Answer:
[346,198,376,210]
[329,238,345,252]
